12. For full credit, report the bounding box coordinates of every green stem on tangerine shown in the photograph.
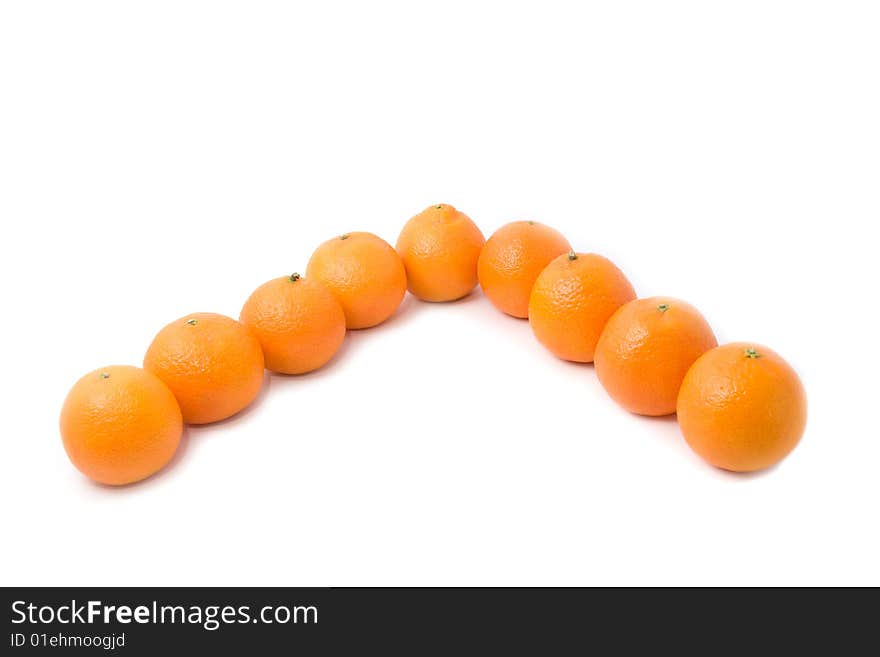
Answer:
[435,204,444,210]
[187,318,198,326]
[744,348,761,359]
[289,273,301,282]
[100,372,110,379]
[657,303,670,313]
[568,250,578,261]
[340,234,350,240]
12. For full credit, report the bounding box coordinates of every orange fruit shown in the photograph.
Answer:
[676,343,807,472]
[240,273,346,375]
[307,232,407,329]
[60,365,183,485]
[594,297,717,416]
[528,251,636,362]
[396,203,485,302]
[144,312,264,424]
[477,221,571,318]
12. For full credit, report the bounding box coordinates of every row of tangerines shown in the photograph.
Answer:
[60,204,807,486]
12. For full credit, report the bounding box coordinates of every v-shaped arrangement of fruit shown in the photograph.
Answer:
[60,204,807,486]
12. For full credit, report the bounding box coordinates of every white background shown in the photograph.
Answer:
[1,1,878,586]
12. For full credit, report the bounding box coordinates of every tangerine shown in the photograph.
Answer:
[307,232,407,329]
[594,297,717,416]
[528,251,636,362]
[396,203,485,302]
[60,365,183,485]
[144,312,264,424]
[240,273,346,375]
[676,343,807,472]
[477,221,570,318]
